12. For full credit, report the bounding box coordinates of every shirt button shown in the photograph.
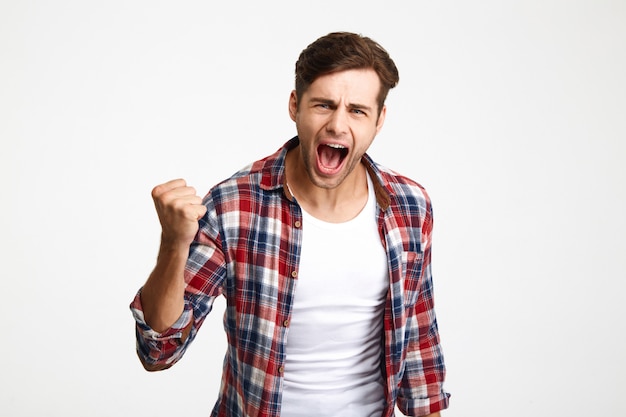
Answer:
[283,319,290,327]
[278,366,284,374]
[291,270,298,278]
[294,220,301,228]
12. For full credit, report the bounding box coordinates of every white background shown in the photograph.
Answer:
[1,1,625,416]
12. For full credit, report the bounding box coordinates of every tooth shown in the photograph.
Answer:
[327,144,345,149]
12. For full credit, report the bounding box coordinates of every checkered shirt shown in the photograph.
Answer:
[130,137,450,416]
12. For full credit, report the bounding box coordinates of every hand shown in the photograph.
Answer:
[151,179,207,248]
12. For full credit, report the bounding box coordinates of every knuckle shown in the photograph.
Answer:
[151,185,162,198]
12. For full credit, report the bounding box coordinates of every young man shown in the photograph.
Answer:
[131,32,450,417]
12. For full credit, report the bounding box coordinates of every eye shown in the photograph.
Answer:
[351,108,366,116]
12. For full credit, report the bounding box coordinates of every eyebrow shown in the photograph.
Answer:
[309,97,374,113]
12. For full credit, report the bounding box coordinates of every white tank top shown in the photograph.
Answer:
[281,174,388,417]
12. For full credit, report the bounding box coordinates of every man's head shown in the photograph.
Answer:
[294,32,399,116]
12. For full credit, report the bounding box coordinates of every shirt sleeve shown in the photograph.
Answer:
[396,293,450,415]
[130,289,198,371]
[130,202,226,371]
[396,197,450,416]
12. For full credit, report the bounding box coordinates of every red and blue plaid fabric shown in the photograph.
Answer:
[131,137,450,416]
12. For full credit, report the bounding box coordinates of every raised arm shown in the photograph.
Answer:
[140,178,207,333]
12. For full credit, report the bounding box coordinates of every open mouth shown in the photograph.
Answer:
[317,143,349,172]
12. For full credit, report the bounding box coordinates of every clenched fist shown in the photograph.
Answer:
[151,179,207,248]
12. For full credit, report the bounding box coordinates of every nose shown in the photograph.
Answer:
[325,108,349,136]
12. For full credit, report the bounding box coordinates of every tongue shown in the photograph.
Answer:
[319,146,343,169]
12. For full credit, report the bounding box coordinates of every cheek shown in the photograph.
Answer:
[354,128,377,150]
[296,117,323,141]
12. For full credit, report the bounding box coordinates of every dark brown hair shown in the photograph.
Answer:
[294,32,399,114]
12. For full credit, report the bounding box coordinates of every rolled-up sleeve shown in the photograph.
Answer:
[130,289,196,371]
[397,246,450,414]
[396,303,450,415]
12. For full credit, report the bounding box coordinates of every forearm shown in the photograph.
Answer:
[140,239,189,332]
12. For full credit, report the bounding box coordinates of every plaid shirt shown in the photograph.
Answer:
[131,137,450,416]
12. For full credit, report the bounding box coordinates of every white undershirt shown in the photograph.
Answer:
[281,174,389,417]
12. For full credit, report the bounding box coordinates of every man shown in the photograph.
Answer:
[131,31,450,417]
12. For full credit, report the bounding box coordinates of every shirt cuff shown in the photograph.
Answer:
[397,390,451,416]
[129,288,193,342]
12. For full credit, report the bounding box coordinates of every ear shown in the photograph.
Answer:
[288,90,298,122]
[375,105,387,134]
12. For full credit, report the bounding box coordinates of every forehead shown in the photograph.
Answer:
[304,68,381,104]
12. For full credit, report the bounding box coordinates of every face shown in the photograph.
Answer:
[289,68,386,190]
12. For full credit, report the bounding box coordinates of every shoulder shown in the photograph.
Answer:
[368,159,435,249]
[201,162,268,216]
[203,140,293,212]
[368,158,432,214]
